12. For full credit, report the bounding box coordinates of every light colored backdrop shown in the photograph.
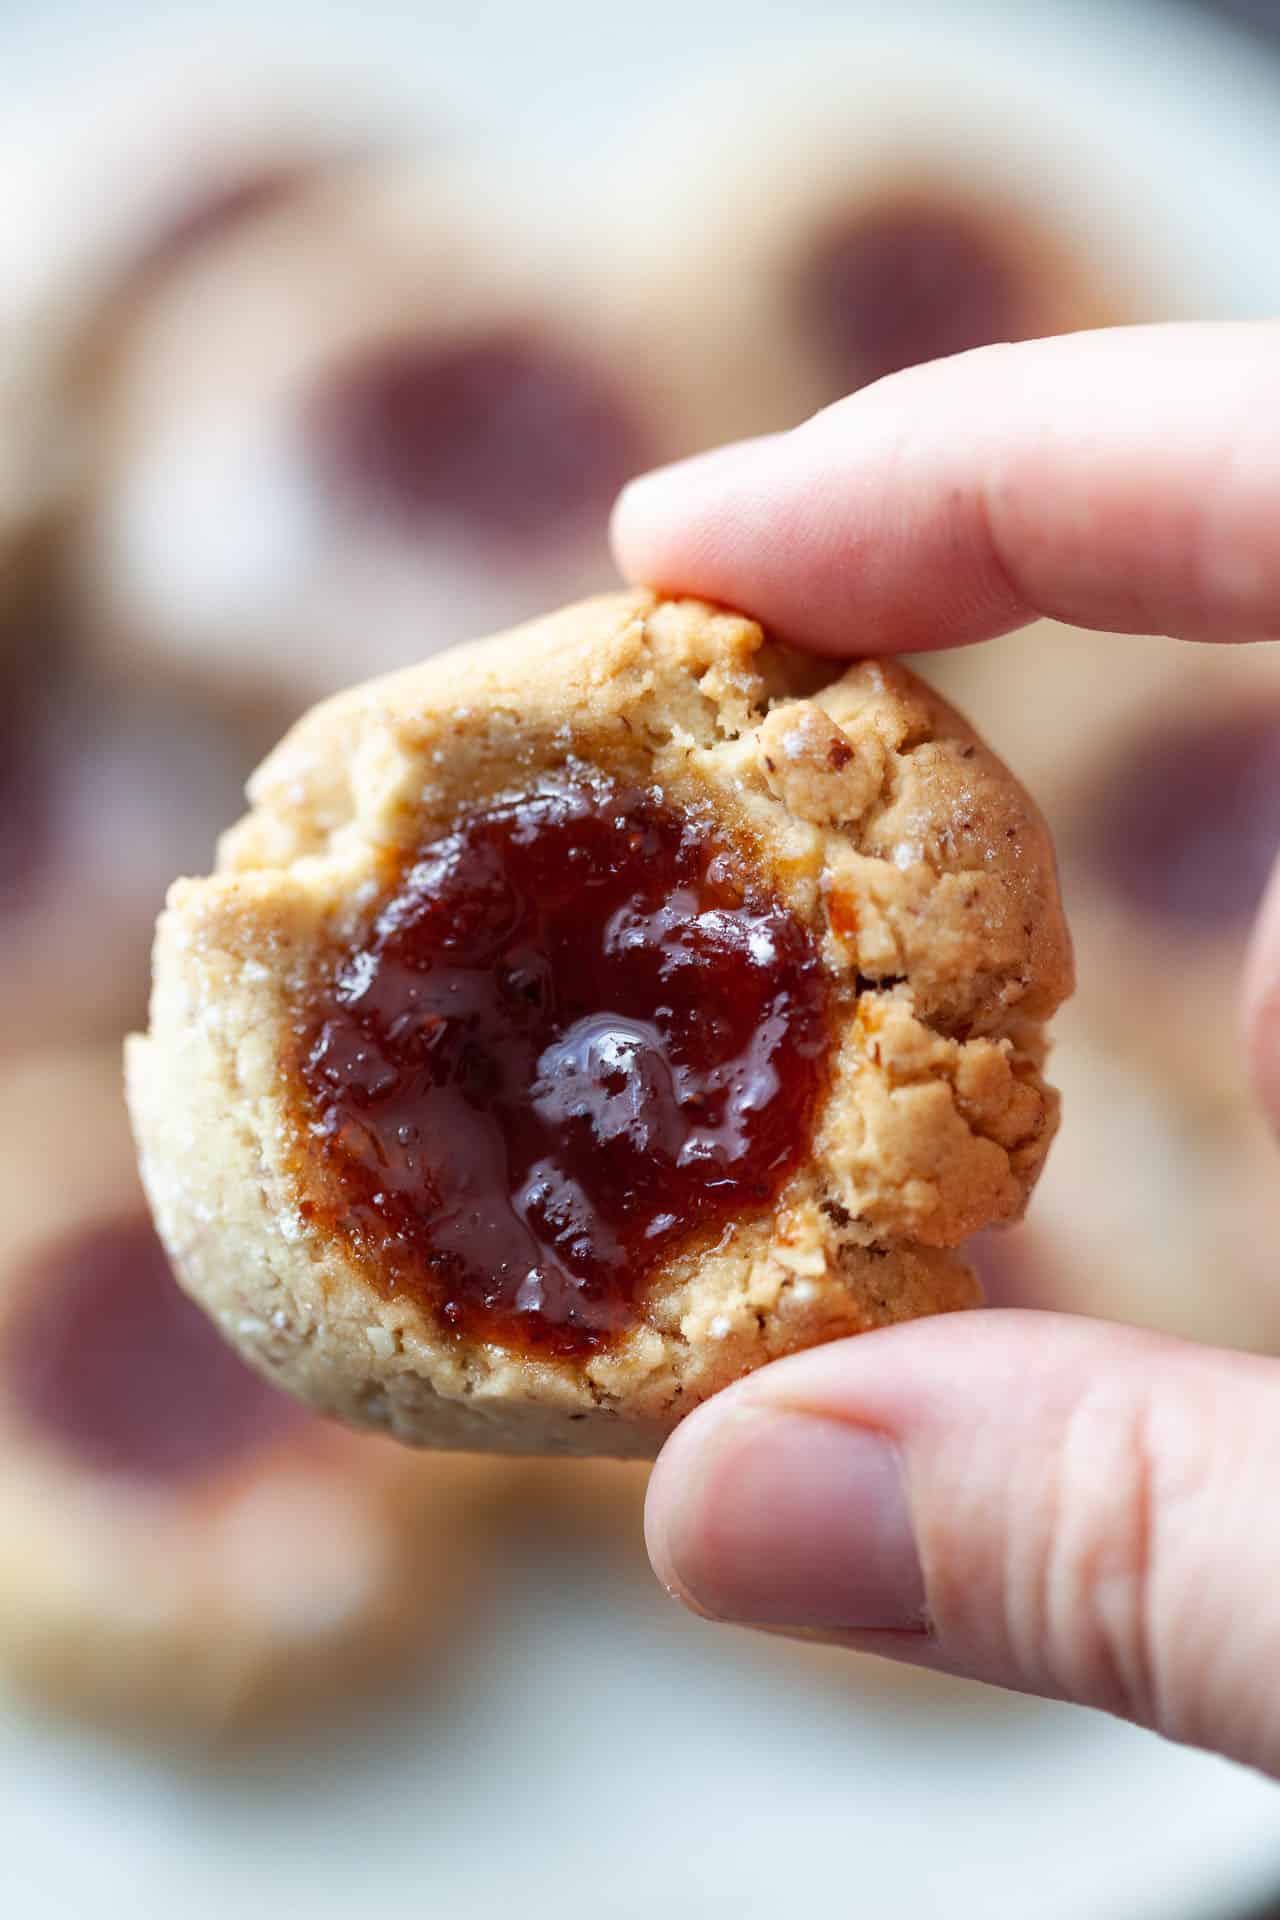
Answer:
[2,3,1280,1917]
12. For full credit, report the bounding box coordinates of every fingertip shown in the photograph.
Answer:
[643,1392,727,1614]
[608,470,670,586]
[609,434,785,595]
[645,1381,926,1634]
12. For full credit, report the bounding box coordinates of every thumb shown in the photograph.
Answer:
[646,1312,1280,1775]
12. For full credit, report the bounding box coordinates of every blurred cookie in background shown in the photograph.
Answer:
[0,32,404,368]
[0,644,261,1055]
[498,1458,652,1556]
[0,362,76,641]
[70,151,697,706]
[927,623,1280,1352]
[1056,651,1280,1112]
[0,1048,497,1739]
[967,1040,1280,1354]
[0,312,277,1059]
[928,623,1280,1110]
[0,38,404,634]
[614,47,1178,446]
[0,47,360,1053]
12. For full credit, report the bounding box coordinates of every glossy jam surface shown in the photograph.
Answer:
[299,777,829,1357]
[9,1217,300,1482]
[310,333,647,548]
[802,202,1030,390]
[1075,705,1280,928]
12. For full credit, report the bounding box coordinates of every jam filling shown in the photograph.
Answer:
[298,776,830,1358]
[8,1217,299,1483]
[801,201,1031,390]
[1074,705,1280,928]
[309,332,649,548]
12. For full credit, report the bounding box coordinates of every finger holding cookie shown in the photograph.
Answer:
[619,322,1280,1780]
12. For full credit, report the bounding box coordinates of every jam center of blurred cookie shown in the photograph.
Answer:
[299,776,829,1358]
[1075,705,1280,927]
[310,333,648,547]
[802,201,1029,389]
[8,1217,300,1482]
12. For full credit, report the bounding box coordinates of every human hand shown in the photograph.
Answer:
[611,322,1280,1775]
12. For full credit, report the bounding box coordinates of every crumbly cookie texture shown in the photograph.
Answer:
[128,592,1072,1458]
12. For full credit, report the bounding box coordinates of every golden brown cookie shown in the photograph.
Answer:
[74,155,702,706]
[0,1047,489,1737]
[128,592,1072,1458]
[615,51,1172,445]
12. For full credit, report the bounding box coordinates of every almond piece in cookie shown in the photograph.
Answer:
[128,592,1072,1458]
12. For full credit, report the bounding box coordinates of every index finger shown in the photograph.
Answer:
[611,322,1280,655]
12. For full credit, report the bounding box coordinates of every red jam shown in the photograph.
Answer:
[1074,705,1280,929]
[801,202,1031,390]
[309,333,649,548]
[298,775,829,1358]
[8,1217,300,1482]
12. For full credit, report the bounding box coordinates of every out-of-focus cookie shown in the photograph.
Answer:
[0,1048,489,1737]
[972,1039,1280,1353]
[927,623,1280,1109]
[75,157,700,705]
[0,646,263,1056]
[498,1458,652,1550]
[614,50,1174,445]
[0,35,399,374]
[129,592,1071,1458]
[0,348,79,646]
[927,623,1280,1353]
[0,42,399,620]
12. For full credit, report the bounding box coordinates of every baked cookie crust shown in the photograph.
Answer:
[129,592,1072,1457]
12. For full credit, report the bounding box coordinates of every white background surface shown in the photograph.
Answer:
[3,3,1280,1916]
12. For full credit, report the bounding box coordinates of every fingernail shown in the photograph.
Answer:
[653,1407,926,1633]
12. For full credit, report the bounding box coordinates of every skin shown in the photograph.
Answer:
[611,322,1280,1778]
